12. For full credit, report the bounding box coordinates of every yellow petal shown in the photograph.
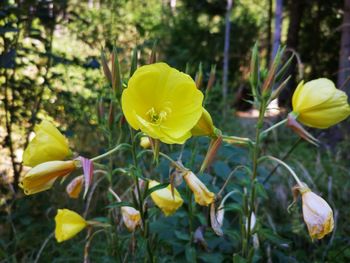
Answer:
[191,108,215,136]
[55,209,87,243]
[121,206,141,231]
[23,120,71,167]
[20,160,76,195]
[149,180,183,216]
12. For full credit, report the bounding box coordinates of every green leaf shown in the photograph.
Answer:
[112,46,123,96]
[174,230,190,241]
[106,201,134,209]
[185,243,196,262]
[129,47,138,77]
[233,254,247,263]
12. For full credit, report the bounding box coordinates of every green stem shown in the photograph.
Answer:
[91,143,131,162]
[259,118,287,139]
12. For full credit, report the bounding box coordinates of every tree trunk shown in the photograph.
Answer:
[271,0,283,63]
[338,0,350,94]
[278,0,304,107]
[222,0,233,118]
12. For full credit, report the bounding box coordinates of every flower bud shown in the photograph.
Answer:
[292,78,350,129]
[140,136,151,149]
[66,175,84,199]
[149,180,183,216]
[20,160,76,195]
[298,186,334,239]
[183,172,215,206]
[121,206,141,232]
[55,209,87,243]
[23,120,71,167]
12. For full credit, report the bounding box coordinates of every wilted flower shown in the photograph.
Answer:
[140,136,151,149]
[20,160,76,195]
[23,120,71,167]
[121,63,204,144]
[183,172,215,206]
[298,186,334,239]
[55,209,87,243]
[149,180,183,216]
[191,108,216,137]
[121,206,141,232]
[66,175,84,199]
[292,78,350,129]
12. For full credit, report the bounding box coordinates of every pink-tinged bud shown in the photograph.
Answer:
[287,114,319,146]
[206,65,216,92]
[66,175,84,199]
[108,101,115,129]
[200,136,222,173]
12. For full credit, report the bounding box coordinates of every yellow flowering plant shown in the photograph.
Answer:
[18,44,348,262]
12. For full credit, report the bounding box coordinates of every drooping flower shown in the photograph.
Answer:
[20,160,76,195]
[149,180,184,216]
[292,78,350,129]
[121,63,204,144]
[55,209,87,243]
[183,171,215,206]
[121,206,141,231]
[66,175,84,199]
[191,108,216,137]
[298,185,334,239]
[23,120,71,167]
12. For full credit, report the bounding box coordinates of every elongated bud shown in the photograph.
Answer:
[129,47,138,77]
[97,98,105,123]
[108,101,115,129]
[112,46,123,96]
[101,50,112,84]
[66,175,84,199]
[149,41,157,64]
[200,135,223,173]
[206,64,216,92]
[195,62,203,89]
[249,42,259,100]
[183,171,215,206]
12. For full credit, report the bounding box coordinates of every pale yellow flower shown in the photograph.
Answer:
[140,136,151,149]
[20,160,76,195]
[292,78,350,128]
[23,120,71,167]
[55,209,87,243]
[121,63,204,144]
[183,171,215,206]
[149,180,183,216]
[121,206,141,231]
[301,188,334,240]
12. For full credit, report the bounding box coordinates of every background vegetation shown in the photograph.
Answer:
[1,0,350,262]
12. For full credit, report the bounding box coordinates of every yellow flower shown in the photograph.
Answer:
[121,63,204,144]
[140,136,151,149]
[191,108,216,137]
[121,206,141,232]
[183,171,215,206]
[292,78,350,128]
[149,180,183,216]
[23,120,71,167]
[66,175,84,199]
[20,160,76,195]
[300,187,334,239]
[55,209,87,243]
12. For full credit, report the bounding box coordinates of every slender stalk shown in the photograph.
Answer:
[91,143,131,162]
[259,118,287,138]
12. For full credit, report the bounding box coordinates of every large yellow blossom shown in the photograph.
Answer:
[292,78,350,128]
[149,180,184,216]
[20,160,76,195]
[121,63,204,144]
[55,209,87,243]
[23,120,71,167]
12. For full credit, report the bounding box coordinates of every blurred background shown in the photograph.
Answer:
[0,0,350,262]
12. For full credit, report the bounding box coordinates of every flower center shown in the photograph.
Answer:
[147,107,168,125]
